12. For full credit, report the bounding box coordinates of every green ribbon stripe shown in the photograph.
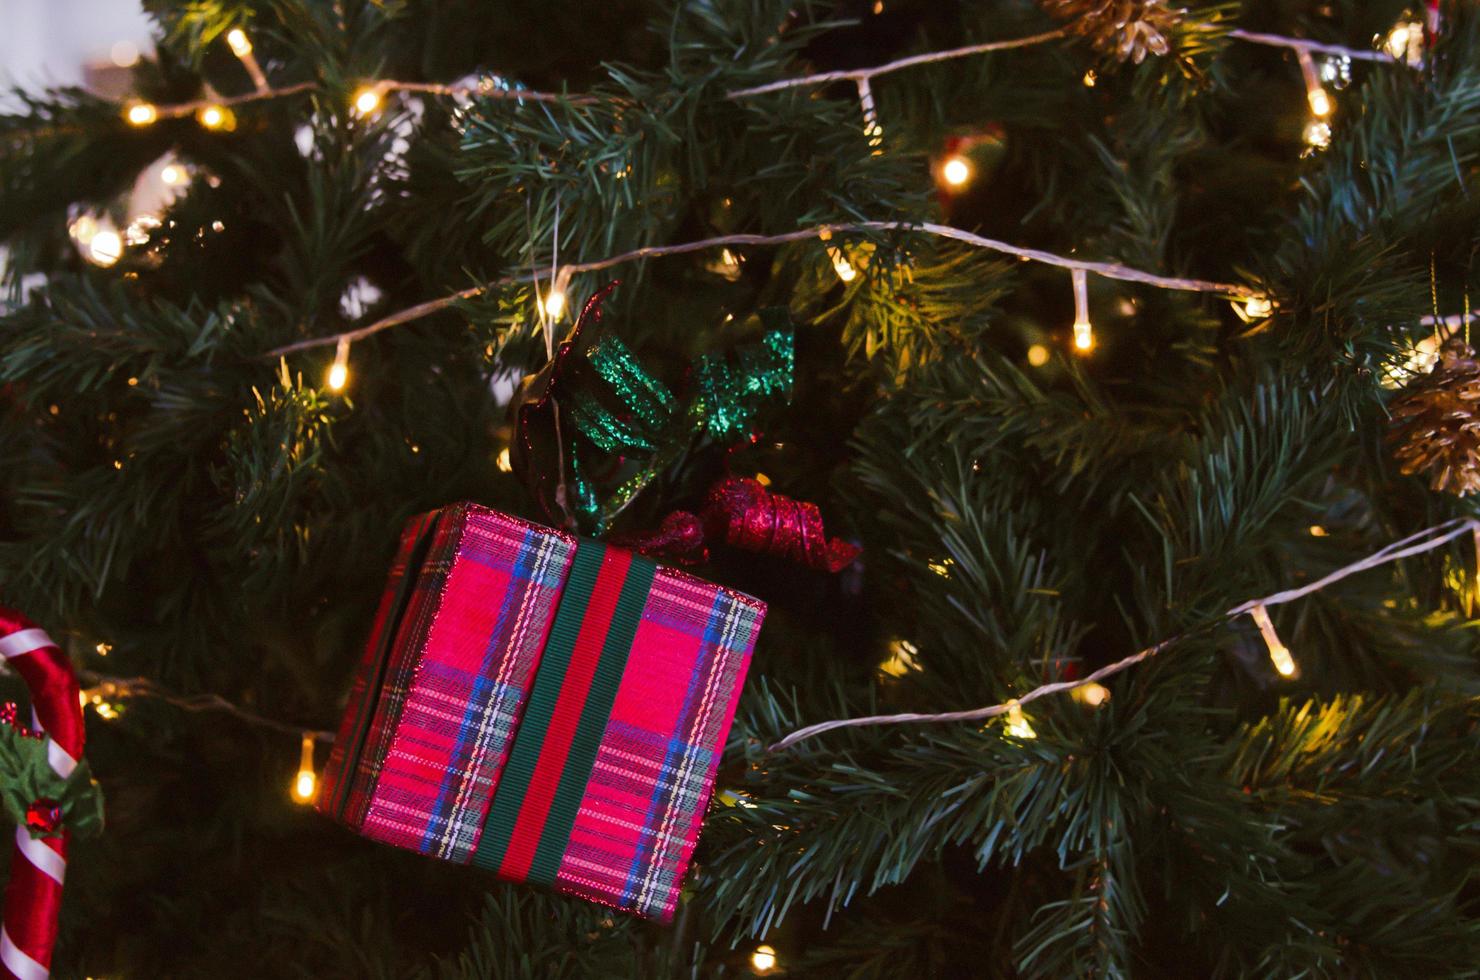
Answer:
[473,540,656,883]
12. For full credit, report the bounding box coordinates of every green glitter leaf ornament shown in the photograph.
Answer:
[0,708,103,840]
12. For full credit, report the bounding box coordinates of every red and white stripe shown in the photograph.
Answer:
[0,618,84,980]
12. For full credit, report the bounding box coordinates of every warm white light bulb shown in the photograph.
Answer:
[540,290,567,320]
[711,247,743,281]
[226,28,253,57]
[1303,120,1332,149]
[878,639,919,678]
[941,155,971,188]
[1249,604,1297,678]
[88,230,123,267]
[1026,343,1050,367]
[1072,682,1110,707]
[1294,47,1332,123]
[293,769,317,802]
[327,338,351,391]
[197,105,227,130]
[353,87,383,116]
[750,944,778,973]
[291,733,318,804]
[1386,25,1411,57]
[828,247,857,282]
[496,447,513,472]
[1244,296,1273,319]
[125,103,158,126]
[1383,22,1424,64]
[1070,268,1092,353]
[1073,321,1093,352]
[1005,701,1037,739]
[1269,646,1296,676]
[160,164,186,186]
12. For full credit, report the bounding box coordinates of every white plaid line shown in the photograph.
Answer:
[572,799,694,849]
[437,534,568,860]
[634,597,746,914]
[435,534,534,858]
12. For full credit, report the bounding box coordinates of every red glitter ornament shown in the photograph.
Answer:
[703,477,860,573]
[619,477,860,572]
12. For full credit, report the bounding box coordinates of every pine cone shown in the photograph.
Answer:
[1041,0,1184,64]
[1389,339,1480,496]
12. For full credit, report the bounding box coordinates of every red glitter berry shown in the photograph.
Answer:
[25,799,62,835]
[0,702,43,739]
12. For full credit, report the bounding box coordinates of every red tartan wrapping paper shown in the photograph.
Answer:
[317,502,766,921]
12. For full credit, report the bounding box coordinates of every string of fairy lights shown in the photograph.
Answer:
[78,13,1435,396]
[39,13,1456,967]
[66,659,335,804]
[773,517,1480,751]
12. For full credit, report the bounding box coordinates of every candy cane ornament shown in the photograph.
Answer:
[0,610,83,980]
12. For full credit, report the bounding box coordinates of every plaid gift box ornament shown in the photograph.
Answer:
[316,502,765,921]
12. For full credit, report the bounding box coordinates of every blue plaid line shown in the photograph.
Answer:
[620,589,744,914]
[428,527,559,860]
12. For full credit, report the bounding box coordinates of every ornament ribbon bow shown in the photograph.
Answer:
[512,282,794,533]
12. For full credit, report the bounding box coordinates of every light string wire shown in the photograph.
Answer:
[264,220,1255,356]
[1225,28,1399,63]
[134,80,316,120]
[246,23,1411,357]
[768,517,1480,752]
[725,28,1070,98]
[106,20,1406,356]
[18,667,338,742]
[128,24,1399,120]
[361,79,596,105]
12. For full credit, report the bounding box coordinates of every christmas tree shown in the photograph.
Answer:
[3,0,1480,975]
